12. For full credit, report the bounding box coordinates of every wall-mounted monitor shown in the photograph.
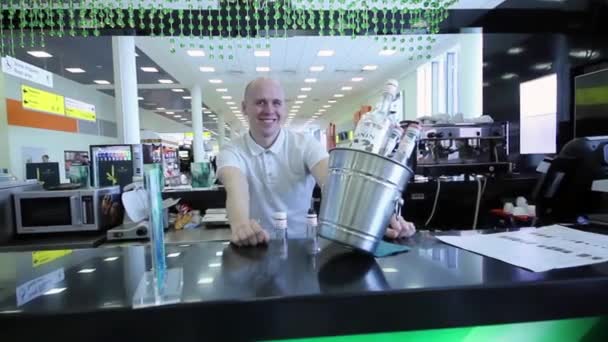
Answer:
[519,74,557,155]
[575,68,608,138]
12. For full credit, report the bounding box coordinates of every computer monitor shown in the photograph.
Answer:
[25,162,60,187]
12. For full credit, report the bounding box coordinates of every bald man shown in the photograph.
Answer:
[217,78,415,246]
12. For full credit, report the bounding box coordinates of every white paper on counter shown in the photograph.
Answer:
[436,225,608,272]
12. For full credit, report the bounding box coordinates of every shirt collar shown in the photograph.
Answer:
[246,129,285,156]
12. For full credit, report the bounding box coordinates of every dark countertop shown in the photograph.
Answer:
[1,229,608,341]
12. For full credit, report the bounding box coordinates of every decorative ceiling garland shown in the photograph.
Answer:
[0,0,457,60]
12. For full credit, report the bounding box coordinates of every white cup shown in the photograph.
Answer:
[503,202,515,214]
[516,196,528,208]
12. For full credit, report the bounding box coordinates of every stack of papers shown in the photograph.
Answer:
[436,225,608,272]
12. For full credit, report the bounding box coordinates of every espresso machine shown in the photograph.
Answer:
[414,122,511,177]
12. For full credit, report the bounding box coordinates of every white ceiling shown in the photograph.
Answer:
[136,34,457,130]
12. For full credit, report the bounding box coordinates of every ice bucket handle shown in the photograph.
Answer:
[394,198,404,218]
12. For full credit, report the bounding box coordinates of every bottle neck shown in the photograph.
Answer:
[378,92,394,115]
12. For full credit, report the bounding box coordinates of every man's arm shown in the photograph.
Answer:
[310,157,329,190]
[218,166,268,246]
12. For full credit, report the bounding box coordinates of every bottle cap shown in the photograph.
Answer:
[383,79,399,97]
[272,211,287,220]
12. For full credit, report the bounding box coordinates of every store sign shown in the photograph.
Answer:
[203,131,211,138]
[65,97,96,121]
[21,85,65,116]
[32,250,73,267]
[2,56,53,88]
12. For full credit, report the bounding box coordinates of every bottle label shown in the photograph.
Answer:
[351,119,389,154]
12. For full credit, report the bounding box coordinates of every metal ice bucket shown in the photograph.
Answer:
[318,148,414,254]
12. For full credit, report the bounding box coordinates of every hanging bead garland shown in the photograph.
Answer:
[0,0,457,59]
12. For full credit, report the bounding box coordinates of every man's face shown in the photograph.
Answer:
[242,79,286,139]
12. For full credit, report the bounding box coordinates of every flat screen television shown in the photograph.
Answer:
[575,68,608,138]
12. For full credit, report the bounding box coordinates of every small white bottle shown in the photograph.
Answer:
[271,211,288,259]
[306,208,320,255]
[350,79,400,154]
[392,123,421,166]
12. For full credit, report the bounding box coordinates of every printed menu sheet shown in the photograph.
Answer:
[436,225,608,272]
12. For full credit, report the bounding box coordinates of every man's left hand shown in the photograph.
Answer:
[385,215,416,239]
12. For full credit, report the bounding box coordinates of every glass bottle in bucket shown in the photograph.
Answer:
[392,122,421,166]
[350,79,400,154]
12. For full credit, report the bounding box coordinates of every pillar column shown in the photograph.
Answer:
[217,112,226,148]
[0,69,10,172]
[112,36,140,144]
[191,84,205,162]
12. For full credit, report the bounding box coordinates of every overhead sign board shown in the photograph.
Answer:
[2,56,53,88]
[65,97,96,121]
[21,85,65,116]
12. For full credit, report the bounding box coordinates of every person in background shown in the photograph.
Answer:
[41,155,50,163]
[216,77,416,246]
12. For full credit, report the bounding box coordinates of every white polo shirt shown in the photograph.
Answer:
[217,129,328,238]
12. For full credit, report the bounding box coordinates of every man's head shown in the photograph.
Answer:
[42,155,49,163]
[242,77,286,142]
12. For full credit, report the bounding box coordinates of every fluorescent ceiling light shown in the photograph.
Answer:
[167,252,181,258]
[508,47,525,55]
[317,50,335,57]
[309,65,324,72]
[221,96,232,100]
[180,118,187,121]
[171,88,184,92]
[137,97,144,100]
[93,80,110,85]
[43,287,67,295]
[501,73,519,80]
[256,66,271,72]
[379,49,397,56]
[78,268,96,274]
[27,51,52,58]
[300,87,312,91]
[216,88,228,92]
[156,107,165,110]
[209,79,223,84]
[351,77,364,82]
[65,67,85,73]
[292,105,301,109]
[230,106,238,110]
[341,86,353,91]
[295,101,304,104]
[328,100,337,103]
[204,110,212,113]
[182,96,192,99]
[323,105,331,108]
[362,65,378,71]
[254,50,271,57]
[187,50,205,57]
[173,115,182,118]
[319,109,327,112]
[199,66,215,72]
[382,267,399,273]
[209,263,221,268]
[532,63,553,70]
[104,257,119,262]
[333,94,344,98]
[304,78,317,83]
[226,101,235,105]
[198,277,214,284]
[158,79,174,84]
[297,95,307,99]
[216,251,223,256]
[140,67,158,73]
[166,111,175,114]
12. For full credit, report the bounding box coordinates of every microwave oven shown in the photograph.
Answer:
[13,186,123,234]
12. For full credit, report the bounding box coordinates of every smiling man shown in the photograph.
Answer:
[217,77,415,246]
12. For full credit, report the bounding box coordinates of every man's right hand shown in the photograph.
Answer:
[231,219,270,247]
